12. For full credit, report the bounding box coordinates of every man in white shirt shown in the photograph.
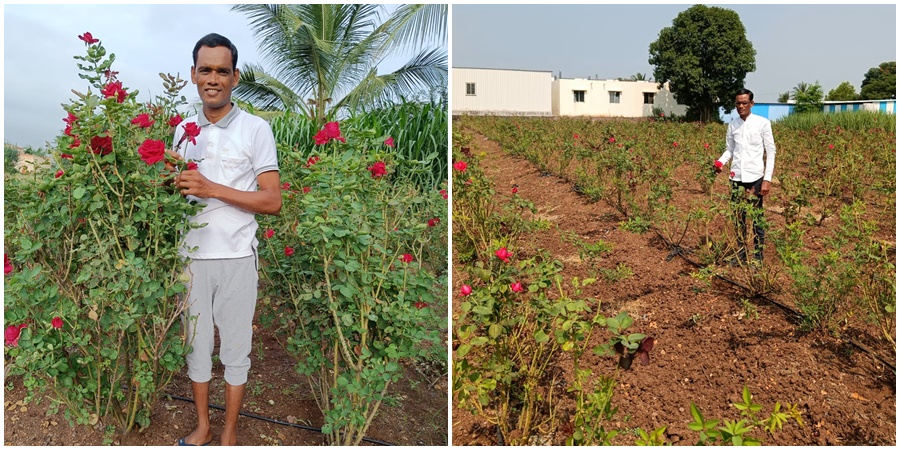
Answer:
[171,33,282,446]
[714,89,776,265]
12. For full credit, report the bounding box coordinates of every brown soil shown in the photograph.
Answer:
[4,309,448,446]
[451,128,896,446]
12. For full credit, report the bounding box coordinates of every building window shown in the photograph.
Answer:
[573,90,585,102]
[466,83,476,96]
[609,91,621,104]
[643,93,655,104]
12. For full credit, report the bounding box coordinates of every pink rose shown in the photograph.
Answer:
[384,137,395,148]
[284,246,295,257]
[510,282,524,293]
[368,161,387,178]
[460,285,472,296]
[453,161,468,172]
[55,170,64,178]
[714,161,723,169]
[495,247,511,263]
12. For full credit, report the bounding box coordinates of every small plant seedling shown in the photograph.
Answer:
[594,312,655,369]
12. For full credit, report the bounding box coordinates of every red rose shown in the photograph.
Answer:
[302,186,311,194]
[101,81,127,103]
[368,161,387,178]
[730,171,735,178]
[51,317,63,330]
[78,32,99,44]
[67,136,81,149]
[186,162,198,171]
[427,217,440,227]
[61,152,74,159]
[495,247,511,263]
[673,142,678,147]
[281,182,291,190]
[284,246,295,256]
[440,189,447,199]
[138,139,166,165]
[264,229,274,239]
[704,143,710,149]
[511,187,518,194]
[182,122,201,145]
[574,134,579,139]
[400,253,414,264]
[5,324,27,346]
[305,155,321,167]
[714,161,723,169]
[313,122,346,145]
[130,113,155,128]
[4,254,12,275]
[609,137,615,143]
[384,137,395,148]
[63,112,78,126]
[55,170,64,178]
[414,301,428,309]
[510,282,524,293]
[89,135,113,155]
[828,144,834,150]
[460,285,472,296]
[453,161,467,172]
[168,114,183,127]
[64,124,73,137]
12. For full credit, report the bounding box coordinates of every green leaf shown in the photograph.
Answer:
[73,186,86,200]
[534,329,549,343]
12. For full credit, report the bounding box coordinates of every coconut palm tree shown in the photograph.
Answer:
[231,4,447,124]
[777,91,790,103]
[789,82,811,101]
[630,72,651,81]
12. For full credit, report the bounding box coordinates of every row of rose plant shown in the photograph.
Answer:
[452,126,660,445]
[456,115,894,344]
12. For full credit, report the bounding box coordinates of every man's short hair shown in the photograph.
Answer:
[736,88,754,102]
[192,33,239,70]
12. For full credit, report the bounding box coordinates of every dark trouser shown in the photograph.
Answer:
[730,178,765,261]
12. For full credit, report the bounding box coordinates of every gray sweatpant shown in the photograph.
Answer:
[181,254,258,386]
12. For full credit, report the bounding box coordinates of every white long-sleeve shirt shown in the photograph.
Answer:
[718,113,776,183]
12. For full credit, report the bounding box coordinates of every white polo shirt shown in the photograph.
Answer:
[173,106,279,259]
[718,113,777,183]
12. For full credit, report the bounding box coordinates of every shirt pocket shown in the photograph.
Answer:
[220,156,251,181]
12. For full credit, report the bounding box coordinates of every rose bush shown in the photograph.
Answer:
[256,122,443,445]
[4,34,201,433]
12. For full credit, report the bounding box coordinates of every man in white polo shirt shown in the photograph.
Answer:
[715,88,777,266]
[172,33,281,446]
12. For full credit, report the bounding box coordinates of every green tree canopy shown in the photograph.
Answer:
[860,61,896,100]
[232,4,447,124]
[777,91,790,103]
[825,81,859,101]
[648,5,756,122]
[790,81,824,114]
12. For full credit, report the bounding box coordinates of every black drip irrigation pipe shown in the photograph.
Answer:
[653,229,896,372]
[164,392,395,446]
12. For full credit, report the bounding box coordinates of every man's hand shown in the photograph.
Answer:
[175,169,219,199]
[759,180,771,197]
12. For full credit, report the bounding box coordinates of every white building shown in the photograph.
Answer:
[452,67,552,116]
[552,78,686,118]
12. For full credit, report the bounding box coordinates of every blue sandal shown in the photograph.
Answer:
[177,437,211,446]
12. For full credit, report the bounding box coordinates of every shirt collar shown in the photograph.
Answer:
[197,103,241,128]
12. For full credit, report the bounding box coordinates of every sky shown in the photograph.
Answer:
[452,4,896,104]
[2,4,424,150]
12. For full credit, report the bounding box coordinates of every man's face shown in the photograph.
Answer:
[735,94,753,119]
[191,45,239,111]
